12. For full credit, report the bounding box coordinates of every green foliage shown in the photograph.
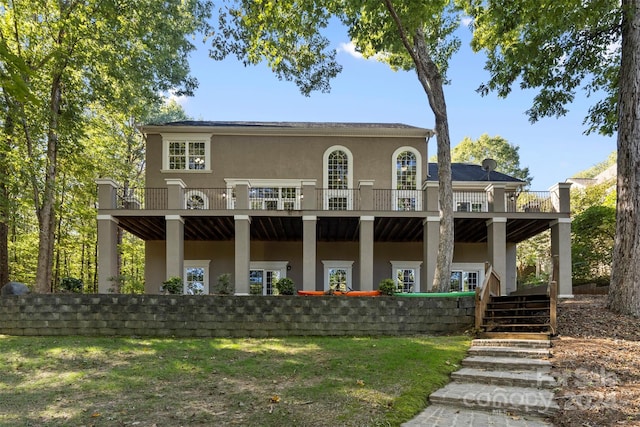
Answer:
[274,277,295,295]
[249,283,263,295]
[59,277,83,293]
[572,205,615,281]
[516,231,550,285]
[451,134,532,185]
[378,278,396,296]
[214,273,234,295]
[0,0,211,291]
[460,0,621,135]
[572,151,617,179]
[161,277,184,295]
[210,1,462,94]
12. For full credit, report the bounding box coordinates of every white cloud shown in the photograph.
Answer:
[461,16,473,26]
[167,90,189,107]
[337,41,364,59]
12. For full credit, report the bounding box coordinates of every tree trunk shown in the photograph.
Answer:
[0,100,13,287]
[608,0,640,315]
[34,76,62,293]
[412,30,454,292]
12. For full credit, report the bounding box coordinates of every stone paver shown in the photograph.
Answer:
[402,338,557,426]
[401,404,553,427]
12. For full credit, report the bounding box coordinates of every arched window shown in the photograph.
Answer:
[396,151,417,190]
[328,150,349,189]
[185,190,209,210]
[392,147,422,211]
[323,146,354,210]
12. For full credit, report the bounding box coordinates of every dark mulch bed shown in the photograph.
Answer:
[551,295,640,426]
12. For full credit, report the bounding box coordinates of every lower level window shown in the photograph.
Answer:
[390,261,422,293]
[450,268,481,292]
[249,261,288,295]
[322,261,353,291]
[184,260,210,295]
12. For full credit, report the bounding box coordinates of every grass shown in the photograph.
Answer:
[0,335,470,426]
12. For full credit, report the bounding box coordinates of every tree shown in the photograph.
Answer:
[462,0,640,315]
[211,0,464,291]
[0,0,211,293]
[572,151,617,179]
[572,205,616,281]
[452,134,532,185]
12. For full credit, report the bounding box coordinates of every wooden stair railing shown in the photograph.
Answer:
[475,262,502,329]
[548,255,559,335]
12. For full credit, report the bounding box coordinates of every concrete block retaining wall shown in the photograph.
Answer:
[0,294,474,337]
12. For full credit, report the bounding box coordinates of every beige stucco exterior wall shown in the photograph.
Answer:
[144,133,428,189]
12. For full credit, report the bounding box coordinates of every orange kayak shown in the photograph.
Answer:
[297,290,382,297]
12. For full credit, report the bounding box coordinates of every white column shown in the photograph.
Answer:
[234,215,251,295]
[303,216,317,291]
[97,215,119,293]
[165,215,184,282]
[359,216,375,291]
[487,217,507,295]
[551,218,573,298]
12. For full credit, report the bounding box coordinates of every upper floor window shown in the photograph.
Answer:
[392,147,422,211]
[162,133,212,172]
[324,146,353,190]
[323,146,354,210]
[328,150,349,189]
[396,151,417,190]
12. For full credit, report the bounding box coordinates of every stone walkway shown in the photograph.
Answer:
[402,339,558,427]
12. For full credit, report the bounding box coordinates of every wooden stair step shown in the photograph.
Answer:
[481,332,551,340]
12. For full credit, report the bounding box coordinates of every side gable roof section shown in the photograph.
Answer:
[428,163,526,188]
[139,120,435,138]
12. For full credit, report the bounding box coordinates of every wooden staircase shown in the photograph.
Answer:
[475,261,558,340]
[481,294,553,339]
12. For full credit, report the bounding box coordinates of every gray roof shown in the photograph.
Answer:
[428,163,525,183]
[155,120,425,130]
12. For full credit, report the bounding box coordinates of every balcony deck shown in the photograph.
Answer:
[101,186,567,245]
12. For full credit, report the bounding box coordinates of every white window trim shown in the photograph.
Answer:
[391,147,422,189]
[323,146,354,210]
[184,260,211,295]
[184,190,209,210]
[451,263,485,291]
[323,145,354,189]
[161,133,212,172]
[322,260,353,291]
[250,261,289,295]
[390,261,422,293]
[391,147,422,211]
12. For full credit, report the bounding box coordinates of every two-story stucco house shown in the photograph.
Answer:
[95,121,572,297]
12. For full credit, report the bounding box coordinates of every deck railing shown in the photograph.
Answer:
[116,188,168,210]
[373,189,423,211]
[475,262,502,329]
[548,255,559,335]
[111,187,564,213]
[506,191,554,213]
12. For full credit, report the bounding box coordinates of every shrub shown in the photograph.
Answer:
[215,273,234,295]
[274,277,295,295]
[378,278,396,296]
[250,283,263,295]
[161,277,183,294]
[59,277,83,293]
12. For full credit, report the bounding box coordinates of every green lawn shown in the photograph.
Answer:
[0,335,470,426]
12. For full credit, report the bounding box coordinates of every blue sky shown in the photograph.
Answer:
[177,23,616,191]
